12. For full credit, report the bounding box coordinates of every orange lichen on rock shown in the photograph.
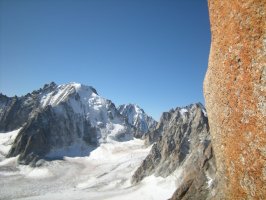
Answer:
[204,0,266,199]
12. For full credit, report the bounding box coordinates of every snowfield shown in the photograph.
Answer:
[0,131,178,200]
[0,128,21,159]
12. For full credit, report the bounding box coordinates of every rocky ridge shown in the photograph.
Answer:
[132,103,217,200]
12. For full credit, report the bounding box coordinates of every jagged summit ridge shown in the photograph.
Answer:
[40,82,99,108]
[145,103,207,146]
[38,82,119,127]
[118,103,157,137]
[132,102,216,200]
[165,102,207,118]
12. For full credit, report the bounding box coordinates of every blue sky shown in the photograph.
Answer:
[0,0,210,120]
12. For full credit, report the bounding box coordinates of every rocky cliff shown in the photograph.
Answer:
[132,103,217,199]
[204,0,266,199]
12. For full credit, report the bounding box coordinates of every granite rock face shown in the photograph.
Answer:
[132,103,217,199]
[204,0,266,199]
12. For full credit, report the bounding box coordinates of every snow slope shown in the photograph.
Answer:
[0,128,21,160]
[0,139,177,200]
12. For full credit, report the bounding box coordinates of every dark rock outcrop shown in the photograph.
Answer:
[132,103,217,199]
[204,0,266,199]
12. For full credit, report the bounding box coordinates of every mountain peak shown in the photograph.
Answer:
[43,81,57,90]
[118,103,157,137]
[119,103,144,114]
[59,82,98,95]
[39,82,99,108]
[2,82,135,165]
[170,102,207,118]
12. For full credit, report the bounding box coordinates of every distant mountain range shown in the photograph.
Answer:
[0,82,216,199]
[0,82,157,165]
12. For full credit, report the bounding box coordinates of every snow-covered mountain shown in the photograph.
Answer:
[118,104,157,138]
[0,82,135,165]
